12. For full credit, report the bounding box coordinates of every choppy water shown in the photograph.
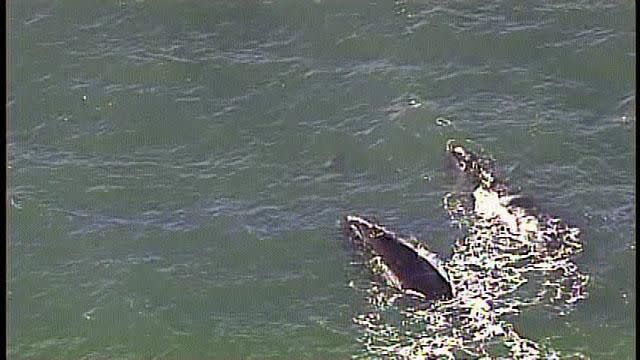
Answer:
[8,0,635,359]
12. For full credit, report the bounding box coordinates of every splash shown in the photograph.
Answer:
[350,141,589,359]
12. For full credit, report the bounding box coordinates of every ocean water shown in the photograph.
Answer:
[7,0,635,358]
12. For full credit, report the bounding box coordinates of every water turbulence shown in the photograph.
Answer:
[346,140,589,359]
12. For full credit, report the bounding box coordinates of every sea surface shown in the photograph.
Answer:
[7,0,635,358]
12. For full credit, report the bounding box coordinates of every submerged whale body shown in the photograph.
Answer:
[344,215,453,301]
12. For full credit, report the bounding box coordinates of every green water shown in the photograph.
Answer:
[8,0,635,358]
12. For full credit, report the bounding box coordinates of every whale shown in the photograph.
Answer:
[344,215,453,301]
[345,141,587,358]
[445,140,582,250]
[445,140,542,233]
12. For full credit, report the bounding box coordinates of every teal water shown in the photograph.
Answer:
[8,0,635,358]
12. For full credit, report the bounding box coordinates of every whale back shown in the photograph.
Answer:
[344,215,453,301]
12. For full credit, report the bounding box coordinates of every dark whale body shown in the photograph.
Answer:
[344,215,453,301]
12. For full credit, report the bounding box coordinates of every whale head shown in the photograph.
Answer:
[446,140,508,195]
[344,215,393,245]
